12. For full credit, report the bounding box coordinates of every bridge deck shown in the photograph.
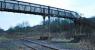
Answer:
[0,0,80,19]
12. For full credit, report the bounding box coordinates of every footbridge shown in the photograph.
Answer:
[0,0,80,19]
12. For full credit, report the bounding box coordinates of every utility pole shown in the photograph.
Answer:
[74,19,77,36]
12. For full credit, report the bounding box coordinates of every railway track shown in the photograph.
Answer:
[12,39,87,50]
[21,39,59,50]
[20,39,87,50]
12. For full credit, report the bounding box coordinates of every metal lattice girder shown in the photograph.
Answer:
[0,0,80,19]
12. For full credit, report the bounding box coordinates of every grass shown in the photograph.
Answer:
[0,45,18,50]
[62,43,80,49]
[0,35,18,50]
[0,36,9,41]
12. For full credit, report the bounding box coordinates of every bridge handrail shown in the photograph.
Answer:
[0,0,80,19]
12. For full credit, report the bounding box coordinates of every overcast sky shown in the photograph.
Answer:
[0,0,95,30]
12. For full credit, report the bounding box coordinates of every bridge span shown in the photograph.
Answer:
[0,0,80,19]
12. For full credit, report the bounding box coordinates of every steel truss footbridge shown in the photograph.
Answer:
[0,0,80,19]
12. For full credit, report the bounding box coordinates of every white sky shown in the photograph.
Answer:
[0,0,95,30]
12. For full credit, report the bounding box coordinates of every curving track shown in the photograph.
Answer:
[21,39,59,50]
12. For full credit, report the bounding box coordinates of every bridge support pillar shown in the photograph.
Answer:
[42,15,51,41]
[48,15,51,41]
[43,16,46,25]
[47,6,51,41]
[41,15,46,39]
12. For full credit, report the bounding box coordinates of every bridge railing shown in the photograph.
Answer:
[0,0,80,19]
